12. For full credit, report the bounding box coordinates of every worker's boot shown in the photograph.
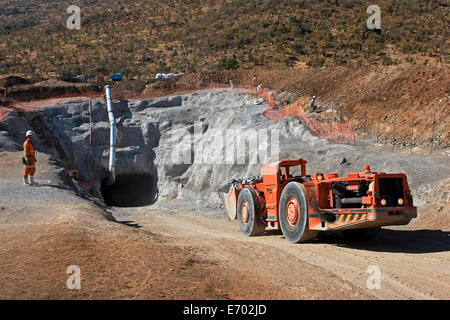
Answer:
[29,175,37,186]
[23,175,29,186]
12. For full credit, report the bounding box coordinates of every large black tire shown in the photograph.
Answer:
[279,182,319,243]
[237,187,265,236]
[341,227,381,241]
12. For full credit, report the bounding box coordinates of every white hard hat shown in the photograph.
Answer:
[313,96,316,99]
[26,130,35,137]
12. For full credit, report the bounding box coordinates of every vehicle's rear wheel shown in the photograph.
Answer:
[237,187,265,236]
[279,182,318,243]
[341,227,381,241]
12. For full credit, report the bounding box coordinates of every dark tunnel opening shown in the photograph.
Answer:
[101,173,157,207]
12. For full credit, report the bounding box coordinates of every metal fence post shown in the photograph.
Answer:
[430,110,436,154]
[392,114,397,152]
[89,98,93,146]
[377,111,381,144]
[363,118,367,147]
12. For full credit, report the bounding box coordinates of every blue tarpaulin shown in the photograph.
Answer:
[111,73,123,81]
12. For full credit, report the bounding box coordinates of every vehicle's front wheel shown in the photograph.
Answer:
[237,187,265,236]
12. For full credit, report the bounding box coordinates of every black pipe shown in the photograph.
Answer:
[332,182,347,196]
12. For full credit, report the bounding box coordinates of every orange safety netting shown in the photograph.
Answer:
[0,107,12,121]
[297,112,355,144]
[255,88,355,144]
[253,87,275,109]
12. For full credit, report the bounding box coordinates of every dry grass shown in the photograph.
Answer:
[0,0,448,78]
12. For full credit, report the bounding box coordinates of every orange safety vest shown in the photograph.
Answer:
[23,138,36,167]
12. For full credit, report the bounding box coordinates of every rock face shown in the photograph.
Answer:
[0,90,268,207]
[0,89,449,213]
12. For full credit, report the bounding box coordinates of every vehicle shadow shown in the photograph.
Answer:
[35,183,70,190]
[315,229,450,254]
[116,220,142,229]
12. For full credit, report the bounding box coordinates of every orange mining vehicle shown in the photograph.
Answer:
[220,160,417,243]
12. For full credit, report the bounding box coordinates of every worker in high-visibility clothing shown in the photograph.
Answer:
[23,130,37,186]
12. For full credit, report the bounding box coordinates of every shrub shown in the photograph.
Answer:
[405,56,416,64]
[306,56,326,67]
[157,62,171,73]
[216,57,239,70]
[382,55,393,65]
[291,40,306,54]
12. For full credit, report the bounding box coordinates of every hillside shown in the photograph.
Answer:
[0,0,448,78]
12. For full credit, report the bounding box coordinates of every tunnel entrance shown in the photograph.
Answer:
[101,173,157,207]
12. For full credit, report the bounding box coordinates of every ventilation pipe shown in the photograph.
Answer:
[105,85,116,185]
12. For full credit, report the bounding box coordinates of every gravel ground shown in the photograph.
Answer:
[0,178,80,206]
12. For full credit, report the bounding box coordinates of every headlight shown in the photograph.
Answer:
[398,198,404,205]
[381,199,387,206]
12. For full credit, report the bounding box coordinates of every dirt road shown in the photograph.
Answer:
[114,207,450,300]
[0,152,449,299]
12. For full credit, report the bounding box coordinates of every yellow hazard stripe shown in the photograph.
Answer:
[337,213,368,223]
